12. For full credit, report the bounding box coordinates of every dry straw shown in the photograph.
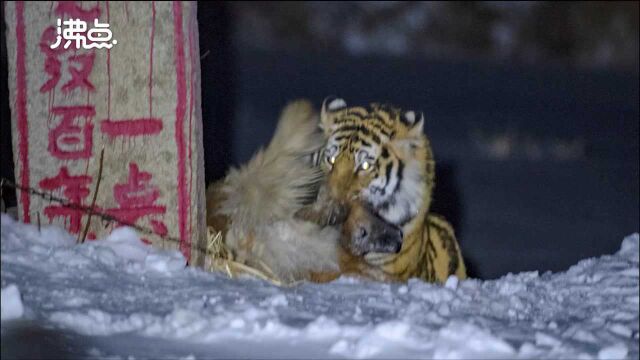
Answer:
[204,226,295,286]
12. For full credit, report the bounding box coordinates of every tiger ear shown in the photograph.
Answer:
[402,110,424,137]
[320,96,347,135]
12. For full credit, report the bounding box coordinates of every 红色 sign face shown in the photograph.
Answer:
[4,1,207,265]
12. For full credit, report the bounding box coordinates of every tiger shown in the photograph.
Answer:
[304,97,467,283]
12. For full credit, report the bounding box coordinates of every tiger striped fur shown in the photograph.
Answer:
[309,98,467,283]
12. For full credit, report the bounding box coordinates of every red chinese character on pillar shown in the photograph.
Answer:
[39,30,96,93]
[39,167,94,234]
[39,26,67,93]
[49,106,94,160]
[55,1,101,22]
[106,163,168,236]
[62,53,96,93]
[39,1,100,94]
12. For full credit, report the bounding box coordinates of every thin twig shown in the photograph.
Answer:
[37,212,41,234]
[79,147,105,244]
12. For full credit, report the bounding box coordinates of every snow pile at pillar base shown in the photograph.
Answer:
[1,214,638,359]
[1,284,24,321]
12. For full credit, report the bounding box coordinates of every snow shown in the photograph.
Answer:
[1,213,638,359]
[1,284,24,321]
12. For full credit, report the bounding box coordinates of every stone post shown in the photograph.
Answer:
[4,1,207,266]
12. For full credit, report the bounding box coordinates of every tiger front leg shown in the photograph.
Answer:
[425,214,467,281]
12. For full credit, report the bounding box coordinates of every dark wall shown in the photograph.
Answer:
[1,3,17,208]
[198,2,235,183]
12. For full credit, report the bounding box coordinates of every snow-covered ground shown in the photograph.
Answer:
[1,214,638,359]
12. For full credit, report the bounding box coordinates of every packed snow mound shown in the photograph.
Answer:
[1,214,186,275]
[1,284,24,321]
[1,214,638,359]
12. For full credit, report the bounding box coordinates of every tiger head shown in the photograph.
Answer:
[319,97,435,246]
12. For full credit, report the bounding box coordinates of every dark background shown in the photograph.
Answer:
[2,2,638,279]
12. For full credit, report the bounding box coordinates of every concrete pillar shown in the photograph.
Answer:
[4,1,207,266]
